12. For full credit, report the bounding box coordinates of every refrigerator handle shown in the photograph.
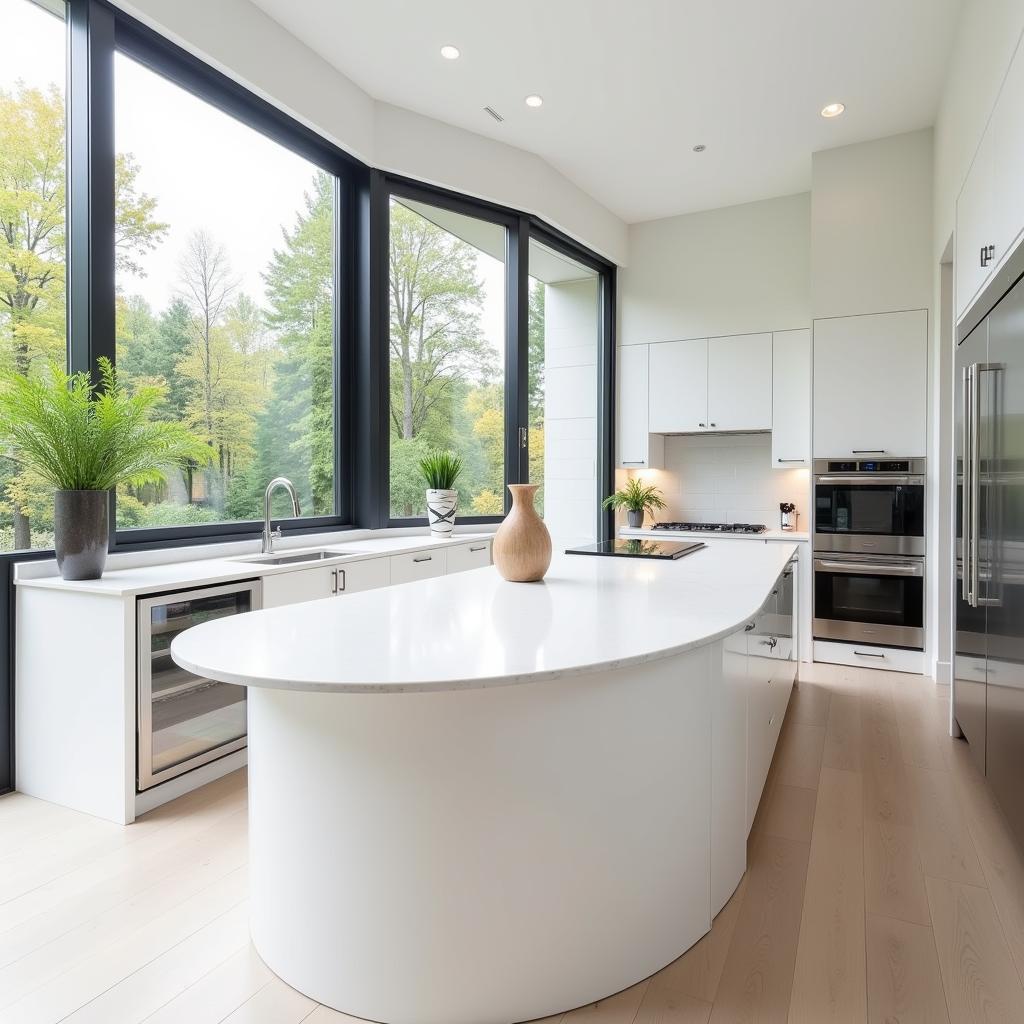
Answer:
[969,362,982,607]
[961,365,972,604]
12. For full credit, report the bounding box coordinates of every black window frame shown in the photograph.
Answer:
[105,6,364,551]
[372,172,616,534]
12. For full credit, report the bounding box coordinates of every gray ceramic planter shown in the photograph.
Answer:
[54,489,109,580]
[627,509,644,528]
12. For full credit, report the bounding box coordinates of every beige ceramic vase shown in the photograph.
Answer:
[492,483,552,582]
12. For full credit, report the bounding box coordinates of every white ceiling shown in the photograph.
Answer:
[250,0,964,224]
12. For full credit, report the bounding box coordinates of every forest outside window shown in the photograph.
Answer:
[0,0,68,551]
[387,196,507,520]
[113,51,337,533]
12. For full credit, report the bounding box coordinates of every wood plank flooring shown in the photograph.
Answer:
[3,663,1024,1023]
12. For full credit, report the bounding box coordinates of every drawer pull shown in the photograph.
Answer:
[331,569,338,595]
[469,545,487,552]
[744,622,756,632]
[413,555,433,563]
[853,650,885,659]
[336,569,346,592]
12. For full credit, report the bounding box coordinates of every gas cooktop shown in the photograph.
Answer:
[651,522,768,535]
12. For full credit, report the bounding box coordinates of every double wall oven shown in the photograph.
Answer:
[813,459,926,650]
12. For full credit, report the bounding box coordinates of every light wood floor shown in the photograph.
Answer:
[4,664,1024,1024]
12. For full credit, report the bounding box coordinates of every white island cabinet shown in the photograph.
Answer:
[172,544,797,1024]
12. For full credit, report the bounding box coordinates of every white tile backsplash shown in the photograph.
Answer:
[654,433,809,529]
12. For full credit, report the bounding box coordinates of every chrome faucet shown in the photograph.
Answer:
[262,477,301,554]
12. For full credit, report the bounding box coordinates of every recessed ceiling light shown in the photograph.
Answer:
[440,45,460,60]
[821,102,845,118]
[525,94,544,108]
[692,144,706,153]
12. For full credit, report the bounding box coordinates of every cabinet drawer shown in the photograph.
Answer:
[390,549,447,585]
[336,558,390,594]
[446,541,491,574]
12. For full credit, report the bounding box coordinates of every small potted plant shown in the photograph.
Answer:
[419,449,463,536]
[0,359,209,580]
[602,478,667,528]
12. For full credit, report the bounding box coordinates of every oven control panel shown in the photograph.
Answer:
[826,460,911,472]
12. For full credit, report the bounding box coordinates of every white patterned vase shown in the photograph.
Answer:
[426,489,458,536]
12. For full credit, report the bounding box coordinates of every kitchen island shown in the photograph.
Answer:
[172,541,799,1024]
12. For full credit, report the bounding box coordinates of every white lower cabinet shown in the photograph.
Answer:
[262,558,390,608]
[710,563,797,915]
[390,548,447,585]
[445,540,492,574]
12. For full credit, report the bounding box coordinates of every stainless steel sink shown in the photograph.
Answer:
[234,548,367,566]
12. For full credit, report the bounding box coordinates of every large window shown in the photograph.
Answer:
[113,52,337,531]
[0,0,68,551]
[387,196,507,519]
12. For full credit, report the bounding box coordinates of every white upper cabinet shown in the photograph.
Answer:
[770,329,810,467]
[617,344,663,468]
[707,333,772,431]
[956,128,996,321]
[813,310,927,458]
[649,338,708,433]
[956,33,1024,322]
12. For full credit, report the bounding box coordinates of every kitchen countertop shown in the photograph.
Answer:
[13,531,495,597]
[620,526,810,542]
[171,540,798,693]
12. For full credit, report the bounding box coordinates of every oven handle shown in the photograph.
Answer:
[814,475,924,485]
[814,558,924,577]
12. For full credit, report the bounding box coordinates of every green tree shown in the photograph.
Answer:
[259,172,335,515]
[0,81,166,548]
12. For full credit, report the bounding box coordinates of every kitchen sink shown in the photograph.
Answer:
[234,548,367,566]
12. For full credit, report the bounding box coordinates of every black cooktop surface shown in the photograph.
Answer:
[565,539,706,560]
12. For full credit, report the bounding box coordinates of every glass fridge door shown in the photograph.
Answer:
[138,581,260,791]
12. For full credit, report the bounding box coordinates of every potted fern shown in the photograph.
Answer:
[0,359,209,580]
[602,478,667,528]
[419,450,463,536]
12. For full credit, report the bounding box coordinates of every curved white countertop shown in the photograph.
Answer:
[172,540,797,693]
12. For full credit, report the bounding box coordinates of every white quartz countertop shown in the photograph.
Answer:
[171,540,798,694]
[13,532,494,597]
[620,526,810,542]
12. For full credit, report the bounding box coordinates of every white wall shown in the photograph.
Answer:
[647,434,807,530]
[619,193,811,345]
[113,0,628,265]
[543,279,599,546]
[811,129,934,319]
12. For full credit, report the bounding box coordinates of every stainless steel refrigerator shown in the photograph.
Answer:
[955,268,1024,847]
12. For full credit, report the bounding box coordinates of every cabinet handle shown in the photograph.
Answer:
[621,461,646,466]
[331,569,338,595]
[699,422,706,428]
[980,244,995,268]
[469,545,487,552]
[851,449,885,454]
[769,715,775,727]
[744,622,756,632]
[777,458,804,463]
[709,422,717,428]
[853,650,885,659]
[336,569,346,593]
[413,554,432,563]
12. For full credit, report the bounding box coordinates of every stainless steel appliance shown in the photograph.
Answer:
[566,539,705,560]
[955,264,1024,848]
[814,459,926,555]
[813,553,925,648]
[651,522,767,535]
[137,579,261,791]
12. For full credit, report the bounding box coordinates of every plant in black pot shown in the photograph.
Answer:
[0,359,209,580]
[602,478,667,529]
